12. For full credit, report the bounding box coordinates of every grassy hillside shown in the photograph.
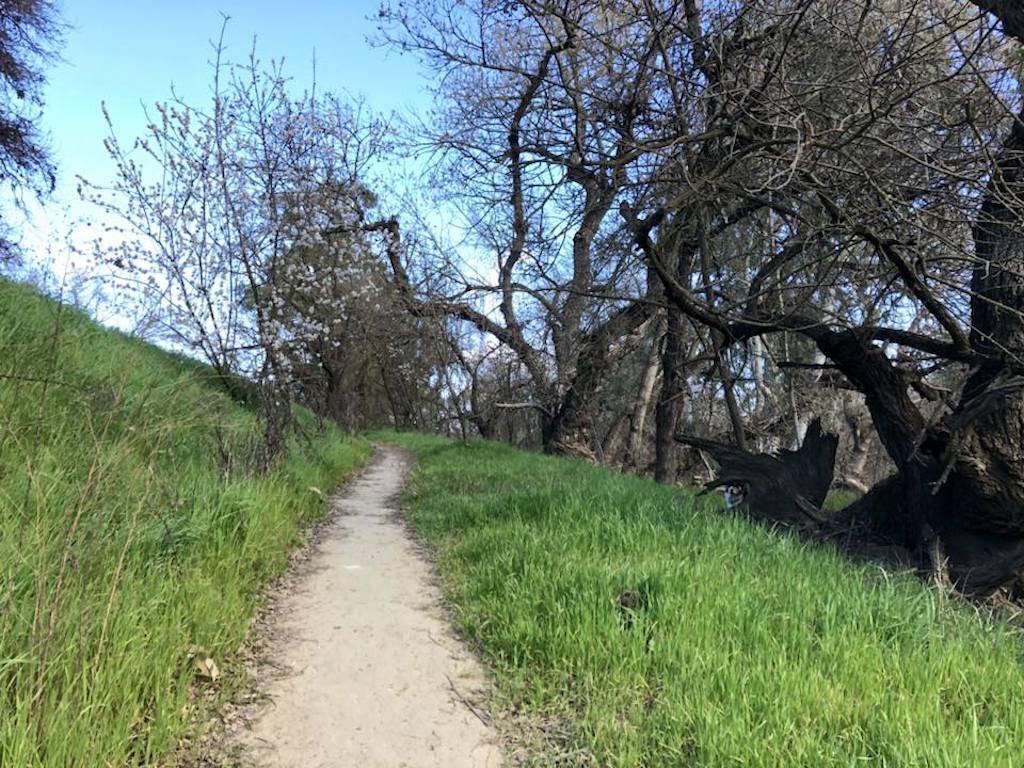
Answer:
[384,432,1024,767]
[0,280,370,766]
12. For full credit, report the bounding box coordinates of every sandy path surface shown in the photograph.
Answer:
[236,445,503,767]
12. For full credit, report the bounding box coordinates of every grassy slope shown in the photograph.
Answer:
[384,432,1024,768]
[0,280,370,766]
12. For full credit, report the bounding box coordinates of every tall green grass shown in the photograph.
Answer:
[384,432,1024,767]
[0,280,370,766]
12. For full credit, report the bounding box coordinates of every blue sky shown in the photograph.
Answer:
[28,0,430,245]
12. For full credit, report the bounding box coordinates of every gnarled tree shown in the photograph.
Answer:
[621,0,1024,594]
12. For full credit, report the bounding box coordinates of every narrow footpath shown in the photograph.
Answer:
[236,445,503,767]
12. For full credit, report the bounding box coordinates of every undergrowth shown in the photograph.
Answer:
[384,431,1024,767]
[0,280,370,766]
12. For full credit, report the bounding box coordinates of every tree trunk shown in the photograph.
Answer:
[654,309,686,483]
[626,318,665,471]
[321,357,348,429]
[467,369,496,440]
[835,103,1024,595]
[715,344,748,451]
[601,412,630,466]
[924,106,1024,593]
[543,304,654,459]
[839,402,872,494]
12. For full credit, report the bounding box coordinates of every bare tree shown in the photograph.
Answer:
[86,25,388,461]
[378,0,667,458]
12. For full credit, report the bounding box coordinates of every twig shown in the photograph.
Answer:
[444,673,492,727]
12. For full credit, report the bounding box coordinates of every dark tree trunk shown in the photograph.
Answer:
[543,389,598,460]
[921,106,1024,593]
[321,357,347,429]
[468,379,497,440]
[820,106,1024,594]
[651,223,700,483]
[543,304,654,460]
[654,309,687,483]
[259,386,288,470]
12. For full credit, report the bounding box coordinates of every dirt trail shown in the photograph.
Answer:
[235,445,503,767]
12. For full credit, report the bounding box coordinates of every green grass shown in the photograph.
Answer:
[825,488,863,512]
[0,280,370,766]
[382,432,1024,767]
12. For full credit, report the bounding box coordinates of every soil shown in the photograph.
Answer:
[229,444,503,767]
